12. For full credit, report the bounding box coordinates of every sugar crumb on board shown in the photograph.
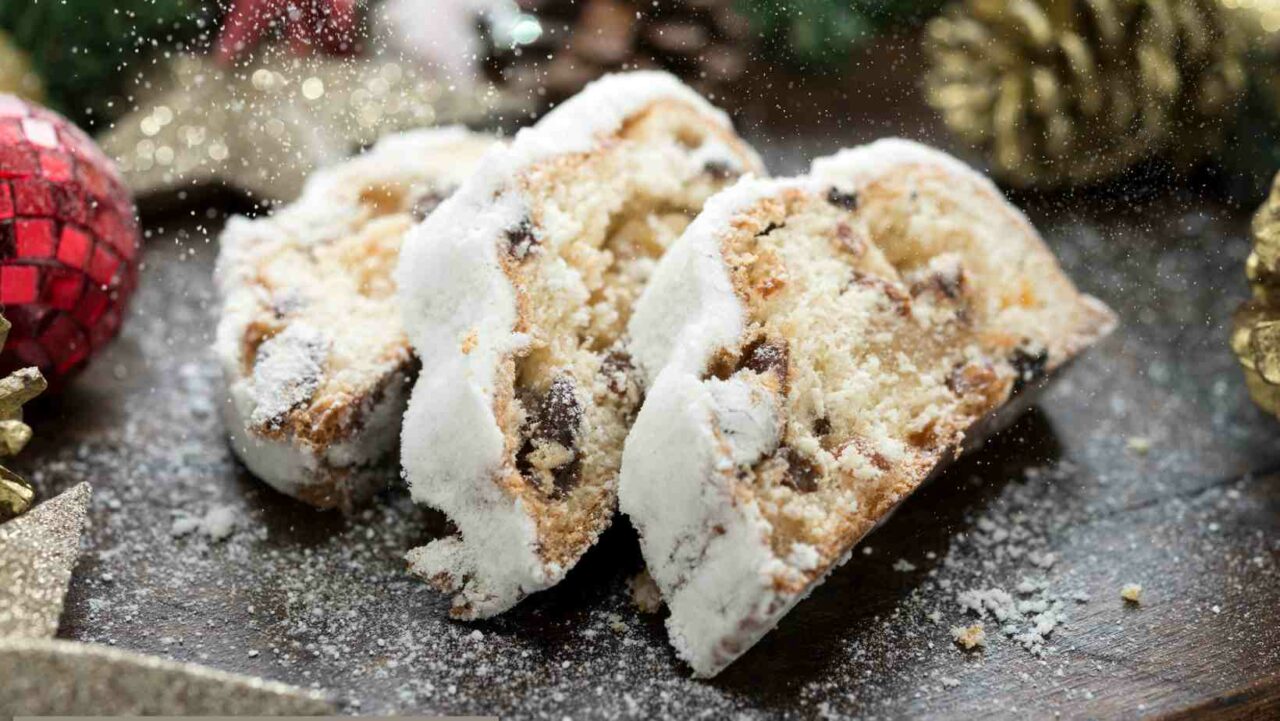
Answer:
[950,623,986,650]
[1121,583,1143,604]
[1125,436,1152,455]
[627,570,663,614]
[170,504,242,541]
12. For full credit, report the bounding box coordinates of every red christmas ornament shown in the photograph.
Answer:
[214,0,362,65]
[0,95,141,389]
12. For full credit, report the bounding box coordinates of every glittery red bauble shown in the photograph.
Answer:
[0,94,140,388]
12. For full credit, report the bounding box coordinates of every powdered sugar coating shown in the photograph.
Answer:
[220,371,409,503]
[621,365,801,676]
[622,176,820,676]
[396,71,753,618]
[247,323,329,430]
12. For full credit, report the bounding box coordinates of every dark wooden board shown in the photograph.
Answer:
[13,50,1280,719]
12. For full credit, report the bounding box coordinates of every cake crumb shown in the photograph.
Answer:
[1027,551,1055,569]
[951,623,986,650]
[170,505,241,542]
[892,558,917,572]
[628,570,663,614]
[201,506,240,541]
[1126,436,1151,455]
[1120,583,1143,603]
[460,329,478,355]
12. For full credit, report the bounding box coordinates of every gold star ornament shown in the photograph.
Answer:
[0,638,334,715]
[0,482,90,639]
[0,30,43,102]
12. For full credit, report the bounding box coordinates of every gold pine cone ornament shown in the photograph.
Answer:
[925,0,1248,188]
[1233,173,1280,416]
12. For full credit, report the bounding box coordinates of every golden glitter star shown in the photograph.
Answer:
[0,483,89,639]
[0,638,334,714]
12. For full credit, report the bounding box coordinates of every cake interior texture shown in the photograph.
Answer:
[498,101,755,570]
[621,144,1115,675]
[216,130,494,507]
[709,180,1091,576]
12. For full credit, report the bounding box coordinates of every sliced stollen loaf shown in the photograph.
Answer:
[215,128,497,511]
[620,138,1116,676]
[396,72,763,619]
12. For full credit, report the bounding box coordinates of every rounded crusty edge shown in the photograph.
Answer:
[621,141,1118,677]
[395,71,763,619]
[215,128,491,511]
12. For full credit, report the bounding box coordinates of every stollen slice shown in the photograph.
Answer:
[620,138,1116,676]
[396,71,764,618]
[215,128,497,511]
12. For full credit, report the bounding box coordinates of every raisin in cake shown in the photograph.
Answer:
[620,139,1117,676]
[396,72,763,618]
[216,128,497,511]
